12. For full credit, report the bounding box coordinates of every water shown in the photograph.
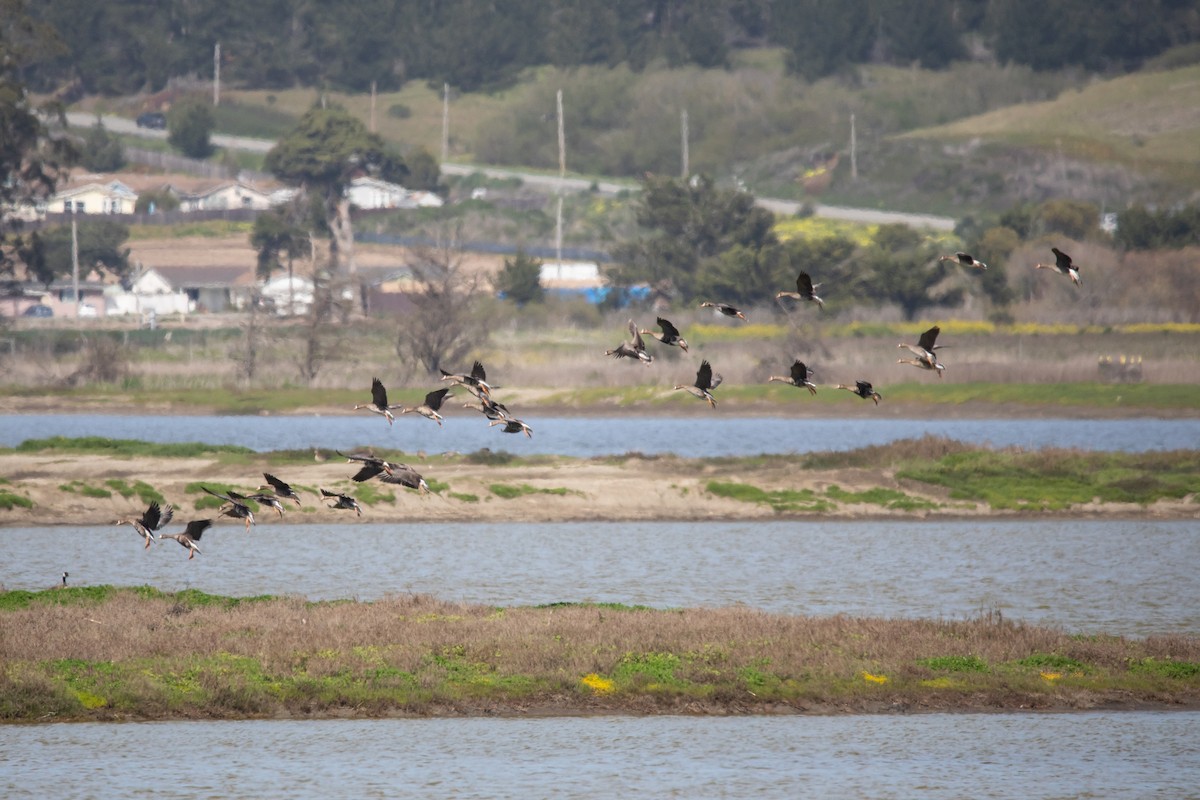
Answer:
[3,519,1196,636]
[4,712,1199,799]
[4,413,1199,456]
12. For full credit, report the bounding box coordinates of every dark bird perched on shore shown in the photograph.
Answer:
[440,360,493,397]
[776,271,824,310]
[201,487,256,532]
[353,377,401,425]
[463,395,512,422]
[836,380,882,405]
[1035,247,1082,287]
[897,325,946,378]
[115,501,174,549]
[260,473,303,508]
[399,387,453,426]
[320,488,362,516]
[60,571,68,587]
[605,319,652,365]
[639,317,689,352]
[939,252,988,270]
[488,417,533,437]
[674,359,722,408]
[158,519,213,560]
[768,360,818,395]
[700,301,747,321]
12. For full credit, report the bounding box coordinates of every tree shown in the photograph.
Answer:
[775,0,873,80]
[167,96,215,159]
[394,225,492,374]
[860,224,962,320]
[79,118,126,171]
[265,105,406,292]
[32,219,131,289]
[1,0,75,282]
[496,249,544,306]
[609,174,776,303]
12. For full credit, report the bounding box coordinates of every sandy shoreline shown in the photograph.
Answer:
[2,451,1195,527]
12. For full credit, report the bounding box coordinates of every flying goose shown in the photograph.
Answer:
[115,501,175,549]
[201,487,256,532]
[320,488,362,516]
[639,317,689,352]
[897,326,946,378]
[158,519,214,560]
[939,252,988,270]
[489,418,533,437]
[700,301,747,320]
[776,271,824,309]
[835,380,882,405]
[462,395,512,421]
[353,377,402,425]
[1035,247,1082,287]
[605,319,652,365]
[260,473,303,508]
[399,387,453,426]
[439,360,493,397]
[768,360,817,395]
[674,359,722,408]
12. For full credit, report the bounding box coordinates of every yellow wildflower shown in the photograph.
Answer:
[862,671,888,684]
[581,673,615,694]
[1041,671,1063,681]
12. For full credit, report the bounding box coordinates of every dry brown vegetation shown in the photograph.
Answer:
[3,591,1198,720]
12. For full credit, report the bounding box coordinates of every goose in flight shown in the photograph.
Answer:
[115,501,174,549]
[835,380,882,405]
[768,360,818,395]
[399,387,453,426]
[353,377,401,425]
[776,271,824,309]
[201,487,256,532]
[939,252,988,270]
[321,488,362,516]
[260,473,303,508]
[897,326,946,378]
[639,317,689,352]
[159,519,214,560]
[489,418,533,437]
[1035,247,1082,287]
[605,319,652,365]
[700,301,747,321]
[674,359,722,408]
[440,360,493,397]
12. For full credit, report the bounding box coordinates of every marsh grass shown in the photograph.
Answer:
[0,490,33,510]
[706,481,833,513]
[1,588,1196,720]
[489,484,578,500]
[15,437,254,459]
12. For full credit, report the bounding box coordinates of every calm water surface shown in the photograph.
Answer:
[3,519,1196,636]
[4,713,1199,799]
[4,413,1199,455]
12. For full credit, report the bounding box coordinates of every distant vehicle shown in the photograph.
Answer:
[78,303,98,318]
[22,304,53,318]
[135,112,166,130]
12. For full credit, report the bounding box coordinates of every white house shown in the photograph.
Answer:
[177,181,274,212]
[348,177,444,210]
[260,273,315,316]
[47,179,139,214]
[103,267,191,317]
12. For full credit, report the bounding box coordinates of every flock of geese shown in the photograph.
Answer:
[107,245,1081,560]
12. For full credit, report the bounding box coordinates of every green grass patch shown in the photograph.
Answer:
[825,485,939,511]
[104,479,165,506]
[1015,654,1087,673]
[16,436,255,458]
[352,483,395,505]
[425,478,450,494]
[918,655,989,673]
[448,492,479,503]
[58,480,112,499]
[705,481,833,513]
[489,483,577,499]
[1128,658,1200,679]
[0,489,34,510]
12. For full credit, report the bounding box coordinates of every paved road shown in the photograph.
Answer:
[66,112,955,230]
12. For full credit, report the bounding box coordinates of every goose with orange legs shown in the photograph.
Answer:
[638,317,689,352]
[399,387,453,427]
[674,359,722,408]
[1035,247,1082,287]
[700,301,746,321]
[939,252,988,270]
[768,360,818,395]
[776,271,824,310]
[115,501,174,549]
[835,380,882,405]
[353,377,401,425]
[897,325,946,378]
[158,519,214,560]
[320,488,362,516]
[201,487,256,532]
[605,319,652,365]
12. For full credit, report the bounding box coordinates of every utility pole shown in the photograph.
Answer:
[680,109,689,179]
[370,80,377,133]
[441,83,450,163]
[70,213,80,322]
[850,113,857,181]
[213,43,220,106]
[556,89,565,273]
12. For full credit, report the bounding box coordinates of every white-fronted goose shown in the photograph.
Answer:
[115,501,175,549]
[1035,247,1082,287]
[674,359,722,408]
[939,252,988,270]
[700,301,747,321]
[836,380,882,405]
[320,488,362,516]
[159,519,213,560]
[776,271,824,309]
[354,377,401,425]
[639,317,689,352]
[605,319,652,365]
[768,360,817,395]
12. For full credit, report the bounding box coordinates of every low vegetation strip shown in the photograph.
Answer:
[2,589,1197,721]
